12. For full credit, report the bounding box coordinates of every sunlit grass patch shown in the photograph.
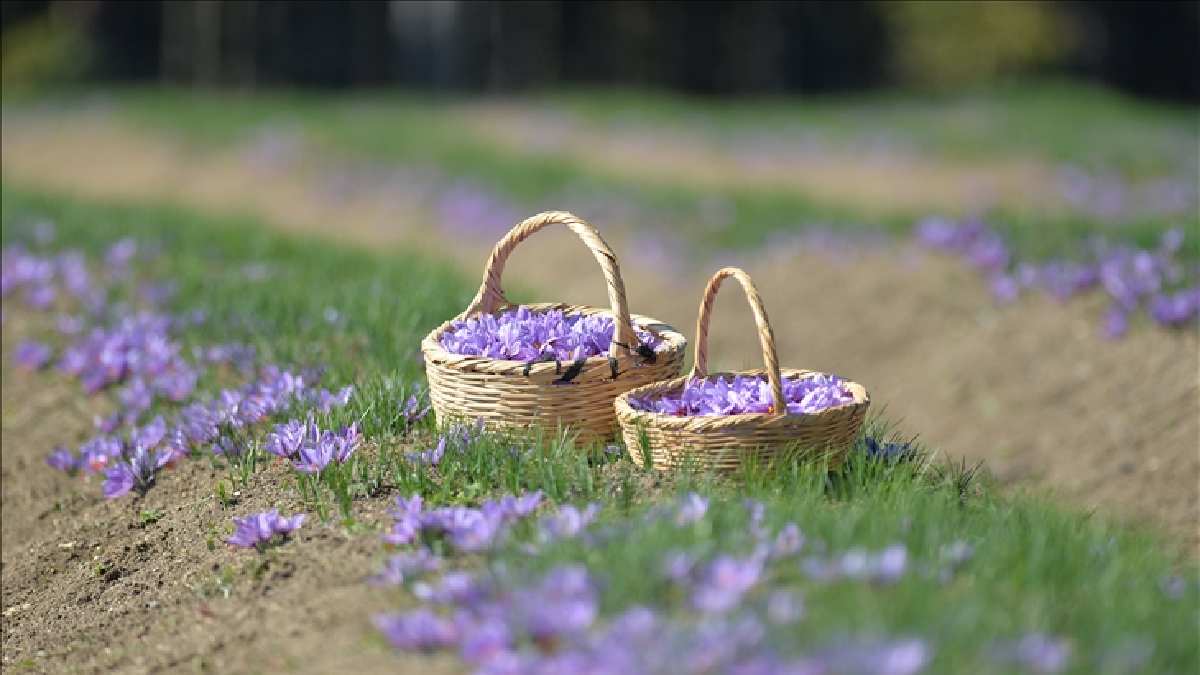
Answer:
[3,185,1196,673]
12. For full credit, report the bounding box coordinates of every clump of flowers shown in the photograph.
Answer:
[400,393,431,429]
[374,559,931,675]
[102,444,173,499]
[801,545,910,585]
[407,437,447,466]
[265,417,361,473]
[383,491,546,553]
[52,416,177,499]
[13,340,53,370]
[439,306,661,361]
[227,509,306,549]
[629,373,855,416]
[915,218,1197,337]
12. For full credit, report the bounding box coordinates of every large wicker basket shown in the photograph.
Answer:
[614,267,869,470]
[422,211,687,444]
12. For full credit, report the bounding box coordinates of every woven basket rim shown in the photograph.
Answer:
[614,367,871,430]
[421,301,687,377]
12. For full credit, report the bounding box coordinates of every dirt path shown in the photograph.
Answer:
[3,112,1197,556]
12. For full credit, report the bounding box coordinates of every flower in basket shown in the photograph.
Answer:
[439,306,661,362]
[631,373,855,417]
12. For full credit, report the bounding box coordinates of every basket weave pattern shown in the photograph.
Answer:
[422,212,686,443]
[614,267,869,470]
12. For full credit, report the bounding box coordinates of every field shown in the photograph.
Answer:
[1,83,1198,674]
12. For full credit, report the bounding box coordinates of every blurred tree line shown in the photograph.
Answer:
[2,0,1197,101]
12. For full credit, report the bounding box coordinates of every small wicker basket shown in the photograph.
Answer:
[422,211,687,444]
[614,267,870,471]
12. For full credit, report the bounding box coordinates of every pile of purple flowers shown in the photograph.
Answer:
[439,306,661,362]
[915,218,1198,337]
[227,509,306,549]
[629,373,855,416]
[265,417,361,473]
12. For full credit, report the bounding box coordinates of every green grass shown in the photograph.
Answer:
[3,184,1196,673]
[12,83,1191,261]
[2,183,470,387]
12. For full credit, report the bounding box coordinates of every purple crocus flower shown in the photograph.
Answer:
[988,274,1019,304]
[333,423,361,462]
[292,435,335,473]
[872,545,909,584]
[25,284,56,309]
[46,447,78,474]
[265,419,309,458]
[55,314,84,336]
[408,437,447,466]
[311,385,354,413]
[13,340,52,370]
[457,614,514,666]
[691,554,765,613]
[539,503,600,541]
[424,506,505,552]
[990,634,1071,673]
[413,571,490,606]
[815,638,932,675]
[226,509,306,549]
[179,403,219,445]
[78,435,122,474]
[102,444,171,499]
[384,494,425,545]
[1148,286,1199,327]
[374,608,460,651]
[211,437,244,458]
[104,237,137,271]
[486,491,544,521]
[674,493,709,525]
[369,549,443,586]
[101,463,136,499]
[401,394,431,427]
[771,523,805,559]
[94,413,121,433]
[132,416,167,449]
[1101,304,1129,340]
[519,566,599,644]
[662,550,696,582]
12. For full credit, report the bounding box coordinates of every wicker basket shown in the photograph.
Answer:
[614,267,870,470]
[421,211,687,444]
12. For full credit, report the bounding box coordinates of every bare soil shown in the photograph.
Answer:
[1,108,1197,669]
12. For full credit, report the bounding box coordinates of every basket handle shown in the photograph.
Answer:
[460,211,637,358]
[690,267,786,413]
